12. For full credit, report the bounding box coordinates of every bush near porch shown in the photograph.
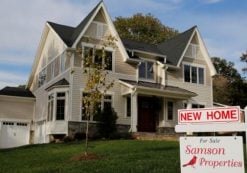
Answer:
[0,140,180,173]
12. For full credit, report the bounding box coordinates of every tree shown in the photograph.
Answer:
[240,50,247,75]
[114,13,178,44]
[79,36,116,155]
[212,57,247,108]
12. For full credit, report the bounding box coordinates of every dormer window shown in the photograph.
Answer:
[139,61,154,80]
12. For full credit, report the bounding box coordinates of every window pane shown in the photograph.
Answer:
[192,104,198,108]
[184,65,190,82]
[95,49,102,66]
[167,101,173,120]
[126,97,131,117]
[191,66,197,83]
[147,62,154,79]
[139,62,146,78]
[84,47,93,67]
[105,51,112,71]
[199,68,204,84]
[56,99,65,120]
[57,92,65,97]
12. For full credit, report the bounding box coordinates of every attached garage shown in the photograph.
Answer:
[0,120,31,148]
[0,87,35,148]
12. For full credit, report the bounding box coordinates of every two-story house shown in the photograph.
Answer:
[0,1,216,146]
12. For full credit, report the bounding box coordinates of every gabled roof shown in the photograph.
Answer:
[45,79,69,91]
[48,1,102,47]
[119,79,197,97]
[158,26,196,66]
[122,26,196,66]
[0,87,35,98]
[122,38,164,56]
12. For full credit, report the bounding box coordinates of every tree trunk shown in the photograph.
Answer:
[85,115,89,156]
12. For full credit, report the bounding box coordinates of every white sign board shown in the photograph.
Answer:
[180,136,244,173]
[178,106,240,124]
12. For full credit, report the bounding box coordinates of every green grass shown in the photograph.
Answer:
[0,140,180,173]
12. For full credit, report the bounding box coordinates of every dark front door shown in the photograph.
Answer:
[138,96,156,132]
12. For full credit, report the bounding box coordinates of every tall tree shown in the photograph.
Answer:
[212,57,247,108]
[114,13,178,44]
[78,36,115,155]
[240,50,247,75]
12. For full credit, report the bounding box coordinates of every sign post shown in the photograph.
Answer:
[175,106,246,173]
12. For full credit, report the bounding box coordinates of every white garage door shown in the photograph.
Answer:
[0,121,30,148]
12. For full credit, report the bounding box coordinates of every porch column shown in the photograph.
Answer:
[131,92,138,132]
[186,99,192,109]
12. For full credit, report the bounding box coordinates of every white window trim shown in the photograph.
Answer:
[124,96,131,118]
[138,58,156,82]
[182,62,206,85]
[81,42,115,72]
[47,88,69,122]
[80,88,114,122]
[166,100,175,122]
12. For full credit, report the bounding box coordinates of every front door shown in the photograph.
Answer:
[138,96,156,132]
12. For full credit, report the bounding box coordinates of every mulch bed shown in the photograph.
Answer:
[70,152,102,161]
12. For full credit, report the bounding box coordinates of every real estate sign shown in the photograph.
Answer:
[178,106,240,124]
[180,136,245,173]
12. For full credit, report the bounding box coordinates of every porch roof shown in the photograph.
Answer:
[45,79,69,91]
[119,79,197,98]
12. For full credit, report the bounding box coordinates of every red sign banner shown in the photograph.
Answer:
[178,106,240,124]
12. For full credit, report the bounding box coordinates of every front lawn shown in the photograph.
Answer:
[0,140,180,173]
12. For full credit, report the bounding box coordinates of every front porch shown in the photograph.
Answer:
[119,79,197,133]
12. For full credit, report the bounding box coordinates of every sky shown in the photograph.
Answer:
[0,0,247,89]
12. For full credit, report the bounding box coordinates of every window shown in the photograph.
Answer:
[83,46,112,71]
[167,101,174,121]
[38,68,46,87]
[47,94,54,121]
[3,122,14,126]
[56,92,65,120]
[139,61,154,80]
[95,22,108,39]
[81,93,112,121]
[198,68,204,84]
[184,103,205,109]
[126,97,131,117]
[192,104,205,109]
[183,64,205,85]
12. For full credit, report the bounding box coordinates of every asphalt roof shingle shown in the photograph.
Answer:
[47,0,196,66]
[45,79,69,90]
[48,1,102,47]
[0,87,35,98]
[120,79,197,97]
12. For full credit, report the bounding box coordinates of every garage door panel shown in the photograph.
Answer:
[0,121,30,148]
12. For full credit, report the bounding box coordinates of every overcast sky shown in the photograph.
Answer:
[0,0,247,89]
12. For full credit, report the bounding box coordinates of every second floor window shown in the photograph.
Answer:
[139,61,154,80]
[184,64,204,85]
[83,46,112,71]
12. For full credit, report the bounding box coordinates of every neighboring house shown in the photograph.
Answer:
[0,87,35,148]
[0,1,216,146]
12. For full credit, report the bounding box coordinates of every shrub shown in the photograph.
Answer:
[74,132,86,141]
[63,136,73,143]
[96,107,118,138]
